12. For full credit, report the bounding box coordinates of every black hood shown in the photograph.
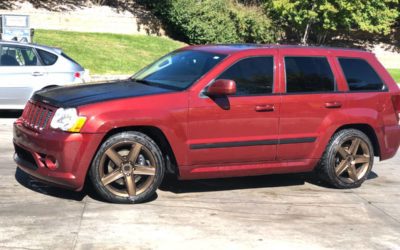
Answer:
[32,80,175,108]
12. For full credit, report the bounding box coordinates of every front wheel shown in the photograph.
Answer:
[317,129,374,189]
[89,131,165,203]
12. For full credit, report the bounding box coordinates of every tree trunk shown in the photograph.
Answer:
[301,1,316,45]
[302,22,311,45]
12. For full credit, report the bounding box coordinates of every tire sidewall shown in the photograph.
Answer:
[89,131,165,204]
[325,129,374,188]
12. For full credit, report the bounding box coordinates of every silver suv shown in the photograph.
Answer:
[0,40,89,109]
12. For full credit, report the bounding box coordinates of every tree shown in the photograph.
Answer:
[265,0,399,45]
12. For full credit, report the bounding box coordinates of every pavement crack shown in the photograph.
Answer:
[72,199,87,250]
[352,191,400,225]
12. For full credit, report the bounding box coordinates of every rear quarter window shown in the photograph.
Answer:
[338,58,385,91]
[37,49,58,66]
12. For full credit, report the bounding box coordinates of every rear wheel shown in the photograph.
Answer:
[89,131,165,203]
[317,129,374,188]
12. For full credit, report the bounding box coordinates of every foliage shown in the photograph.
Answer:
[265,0,399,44]
[34,29,184,74]
[388,69,400,83]
[142,0,277,44]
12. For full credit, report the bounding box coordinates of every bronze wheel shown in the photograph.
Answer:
[317,129,374,189]
[90,131,165,203]
[334,137,371,183]
[99,141,156,197]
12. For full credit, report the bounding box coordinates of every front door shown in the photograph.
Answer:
[188,53,280,166]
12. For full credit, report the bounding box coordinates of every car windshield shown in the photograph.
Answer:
[131,50,227,90]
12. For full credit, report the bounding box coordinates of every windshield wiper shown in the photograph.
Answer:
[131,78,154,85]
[131,78,183,91]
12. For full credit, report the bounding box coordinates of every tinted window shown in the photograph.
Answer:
[338,58,384,91]
[133,50,226,90]
[285,57,335,93]
[217,57,274,95]
[37,49,58,65]
[0,45,39,66]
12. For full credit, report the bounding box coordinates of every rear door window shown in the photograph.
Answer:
[338,58,385,91]
[217,56,274,95]
[285,57,335,93]
[0,45,39,66]
[37,49,58,65]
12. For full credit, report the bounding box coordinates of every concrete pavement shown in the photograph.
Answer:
[0,114,400,250]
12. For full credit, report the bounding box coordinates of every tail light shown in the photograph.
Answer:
[74,72,81,78]
[391,94,400,123]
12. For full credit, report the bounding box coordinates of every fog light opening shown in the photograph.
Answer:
[44,155,57,170]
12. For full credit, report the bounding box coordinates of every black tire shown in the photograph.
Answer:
[89,131,165,204]
[316,129,374,189]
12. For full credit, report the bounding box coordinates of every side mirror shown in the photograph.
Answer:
[206,79,236,97]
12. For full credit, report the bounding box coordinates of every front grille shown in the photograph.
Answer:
[22,101,56,132]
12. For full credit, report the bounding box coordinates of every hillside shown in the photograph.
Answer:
[34,29,185,75]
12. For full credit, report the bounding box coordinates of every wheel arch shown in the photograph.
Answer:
[333,123,380,157]
[99,125,179,176]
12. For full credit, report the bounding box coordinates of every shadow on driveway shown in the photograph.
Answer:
[0,110,22,119]
[160,173,309,194]
[15,168,88,202]
[14,167,379,203]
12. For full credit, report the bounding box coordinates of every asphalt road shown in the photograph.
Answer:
[0,112,400,250]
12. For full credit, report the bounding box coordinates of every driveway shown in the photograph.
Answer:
[0,113,399,250]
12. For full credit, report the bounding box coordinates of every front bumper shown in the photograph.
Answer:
[13,119,104,191]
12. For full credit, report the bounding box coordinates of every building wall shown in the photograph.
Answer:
[0,3,164,36]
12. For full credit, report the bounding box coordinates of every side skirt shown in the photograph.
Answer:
[178,158,319,180]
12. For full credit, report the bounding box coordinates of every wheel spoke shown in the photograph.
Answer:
[347,165,359,181]
[335,160,349,176]
[128,143,142,164]
[101,169,123,185]
[355,155,370,164]
[125,175,136,196]
[134,165,156,176]
[349,138,361,156]
[337,147,349,158]
[105,148,123,166]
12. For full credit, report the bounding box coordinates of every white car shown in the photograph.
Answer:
[0,40,90,109]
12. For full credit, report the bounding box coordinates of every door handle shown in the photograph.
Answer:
[325,101,342,108]
[32,72,44,77]
[255,104,275,112]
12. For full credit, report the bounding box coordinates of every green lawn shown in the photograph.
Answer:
[34,29,185,75]
[33,30,400,81]
[388,69,400,83]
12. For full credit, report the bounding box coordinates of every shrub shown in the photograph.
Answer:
[143,0,277,44]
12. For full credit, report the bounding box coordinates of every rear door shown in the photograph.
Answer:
[0,45,46,107]
[277,50,347,160]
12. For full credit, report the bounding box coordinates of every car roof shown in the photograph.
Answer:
[182,44,370,55]
[0,40,62,54]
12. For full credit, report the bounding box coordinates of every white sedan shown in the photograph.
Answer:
[0,40,90,109]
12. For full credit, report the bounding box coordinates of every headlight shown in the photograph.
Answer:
[50,108,87,132]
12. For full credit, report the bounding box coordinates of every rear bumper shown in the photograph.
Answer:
[380,124,400,160]
[13,119,104,191]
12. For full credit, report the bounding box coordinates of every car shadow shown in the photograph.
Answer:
[14,168,155,203]
[0,110,22,118]
[14,168,380,203]
[15,168,88,202]
[159,172,310,193]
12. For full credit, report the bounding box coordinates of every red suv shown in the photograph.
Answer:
[13,45,400,203]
